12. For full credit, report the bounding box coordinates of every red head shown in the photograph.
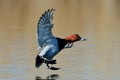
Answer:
[64,34,86,42]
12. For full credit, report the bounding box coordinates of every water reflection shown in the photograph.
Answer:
[36,74,59,80]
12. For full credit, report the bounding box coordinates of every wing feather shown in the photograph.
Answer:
[37,9,55,48]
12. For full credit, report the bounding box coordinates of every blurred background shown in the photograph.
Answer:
[0,0,120,80]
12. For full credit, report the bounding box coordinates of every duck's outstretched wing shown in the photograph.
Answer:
[37,9,55,48]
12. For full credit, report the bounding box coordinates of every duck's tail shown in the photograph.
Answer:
[35,55,44,68]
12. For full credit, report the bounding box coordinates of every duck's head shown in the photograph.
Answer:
[64,34,86,42]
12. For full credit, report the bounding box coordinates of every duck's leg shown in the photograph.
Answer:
[44,59,57,64]
[46,63,51,69]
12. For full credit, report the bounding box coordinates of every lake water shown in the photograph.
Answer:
[0,0,120,80]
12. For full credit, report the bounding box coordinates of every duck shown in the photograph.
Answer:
[35,9,86,70]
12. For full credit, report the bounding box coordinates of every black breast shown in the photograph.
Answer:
[56,37,67,51]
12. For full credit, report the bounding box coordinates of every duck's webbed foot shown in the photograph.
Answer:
[45,59,60,70]
[50,66,61,70]
[46,63,60,70]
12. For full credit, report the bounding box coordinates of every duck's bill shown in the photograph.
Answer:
[80,38,86,41]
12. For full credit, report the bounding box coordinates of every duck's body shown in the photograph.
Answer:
[35,9,86,70]
[39,37,60,59]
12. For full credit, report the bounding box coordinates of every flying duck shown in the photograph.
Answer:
[35,9,86,70]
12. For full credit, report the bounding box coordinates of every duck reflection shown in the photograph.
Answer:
[36,74,59,80]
